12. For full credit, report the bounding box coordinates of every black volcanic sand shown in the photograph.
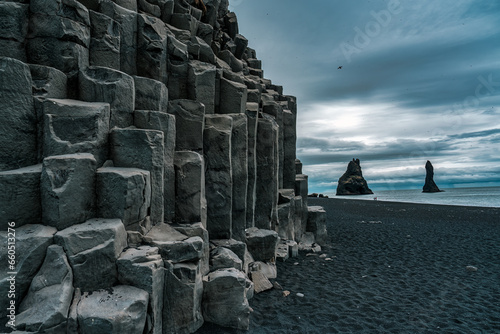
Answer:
[197,198,500,334]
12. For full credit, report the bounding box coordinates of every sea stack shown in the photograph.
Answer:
[422,160,442,192]
[336,158,373,195]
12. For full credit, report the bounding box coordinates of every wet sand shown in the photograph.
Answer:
[198,198,500,333]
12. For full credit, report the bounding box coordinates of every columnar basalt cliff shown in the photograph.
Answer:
[0,0,327,332]
[336,158,373,195]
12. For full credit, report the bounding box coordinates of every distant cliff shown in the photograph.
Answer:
[336,158,373,195]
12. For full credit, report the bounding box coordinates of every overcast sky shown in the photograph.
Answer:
[230,0,500,193]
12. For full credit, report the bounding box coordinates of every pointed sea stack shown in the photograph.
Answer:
[336,158,373,195]
[422,160,442,192]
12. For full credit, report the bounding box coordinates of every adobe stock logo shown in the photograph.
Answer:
[340,0,403,63]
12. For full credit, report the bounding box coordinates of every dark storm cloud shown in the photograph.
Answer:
[233,0,500,191]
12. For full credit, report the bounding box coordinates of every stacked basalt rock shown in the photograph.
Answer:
[0,0,327,332]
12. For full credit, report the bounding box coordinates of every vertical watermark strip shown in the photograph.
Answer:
[6,221,16,330]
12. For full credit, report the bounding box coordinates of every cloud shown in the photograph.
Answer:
[233,0,500,192]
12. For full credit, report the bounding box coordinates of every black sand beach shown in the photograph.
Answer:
[198,198,500,333]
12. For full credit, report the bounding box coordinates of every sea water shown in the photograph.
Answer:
[332,186,500,208]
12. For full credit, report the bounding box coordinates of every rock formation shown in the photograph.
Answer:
[0,0,328,332]
[422,160,442,193]
[336,158,373,195]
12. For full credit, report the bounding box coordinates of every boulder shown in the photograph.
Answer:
[163,261,204,334]
[209,246,242,272]
[143,223,203,263]
[210,238,249,272]
[0,165,42,229]
[134,110,176,222]
[423,160,442,193]
[0,57,37,171]
[40,98,110,166]
[173,151,207,225]
[336,158,373,195]
[117,246,164,334]
[41,153,97,229]
[306,206,328,246]
[29,64,67,99]
[245,228,278,262]
[173,223,210,276]
[202,268,252,330]
[54,218,127,291]
[79,66,135,129]
[204,115,233,239]
[168,99,205,153]
[77,285,149,334]
[88,10,120,70]
[133,76,169,112]
[110,128,165,225]
[16,245,73,333]
[0,224,56,331]
[96,167,151,229]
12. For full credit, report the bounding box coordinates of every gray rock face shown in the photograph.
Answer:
[54,218,127,291]
[96,167,151,228]
[245,227,278,262]
[173,151,207,225]
[77,285,149,334]
[255,116,279,229]
[204,115,233,239]
[99,0,138,74]
[117,246,164,334]
[41,153,97,229]
[228,114,248,241]
[336,158,373,195]
[219,77,247,114]
[0,165,42,228]
[306,206,328,246]
[423,160,442,193]
[0,2,28,61]
[245,109,258,228]
[134,110,176,222]
[133,76,169,112]
[16,245,73,333]
[40,98,110,166]
[29,64,68,99]
[111,128,165,225]
[89,10,120,70]
[202,268,252,330]
[163,261,204,334]
[0,57,37,171]
[137,14,168,83]
[0,224,56,330]
[188,60,216,114]
[168,99,205,152]
[0,2,318,332]
[79,66,135,128]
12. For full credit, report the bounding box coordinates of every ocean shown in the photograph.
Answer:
[331,186,500,208]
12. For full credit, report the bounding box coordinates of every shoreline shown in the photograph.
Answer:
[198,198,500,333]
